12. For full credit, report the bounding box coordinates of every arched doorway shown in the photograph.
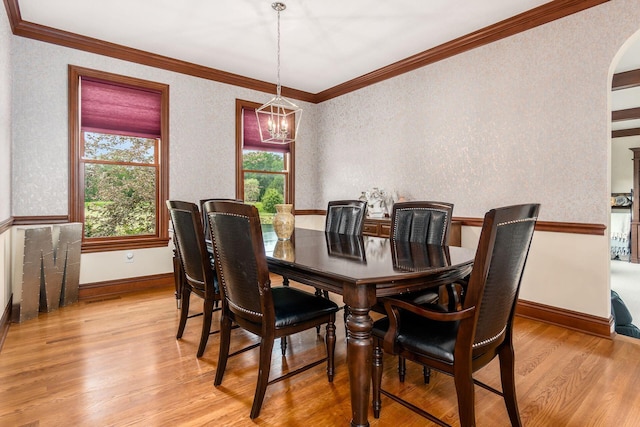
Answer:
[610,29,640,336]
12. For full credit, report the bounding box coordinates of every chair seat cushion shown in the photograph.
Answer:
[372,310,459,363]
[272,287,339,327]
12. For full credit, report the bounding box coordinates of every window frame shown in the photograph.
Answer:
[69,65,170,253]
[235,99,295,205]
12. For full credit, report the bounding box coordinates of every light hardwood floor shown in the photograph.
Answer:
[1,277,640,427]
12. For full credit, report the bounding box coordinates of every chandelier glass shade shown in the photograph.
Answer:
[256,2,302,144]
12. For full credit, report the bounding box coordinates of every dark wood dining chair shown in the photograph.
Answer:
[166,200,221,358]
[391,200,455,304]
[203,200,339,419]
[282,199,367,285]
[198,198,242,246]
[372,203,540,427]
[170,198,239,310]
[391,201,453,243]
[385,201,455,383]
[322,199,368,330]
[281,199,367,339]
[325,199,367,235]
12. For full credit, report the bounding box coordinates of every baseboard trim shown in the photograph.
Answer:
[79,273,174,300]
[0,295,12,353]
[516,299,613,339]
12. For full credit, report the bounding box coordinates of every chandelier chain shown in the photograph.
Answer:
[276,5,281,97]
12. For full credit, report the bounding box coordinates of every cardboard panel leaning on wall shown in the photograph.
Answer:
[11,224,82,322]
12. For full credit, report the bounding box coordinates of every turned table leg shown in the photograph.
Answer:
[344,284,376,427]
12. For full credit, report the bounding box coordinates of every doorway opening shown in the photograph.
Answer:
[609,29,640,338]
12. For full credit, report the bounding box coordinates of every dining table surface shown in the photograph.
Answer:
[264,227,475,427]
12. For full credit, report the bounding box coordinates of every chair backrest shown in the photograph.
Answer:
[166,200,215,295]
[325,200,367,235]
[203,200,272,324]
[391,201,453,245]
[463,204,540,353]
[199,198,242,241]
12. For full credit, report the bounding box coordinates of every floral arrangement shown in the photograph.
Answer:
[359,187,399,218]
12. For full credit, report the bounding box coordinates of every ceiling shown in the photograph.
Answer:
[16,0,554,94]
[5,0,640,136]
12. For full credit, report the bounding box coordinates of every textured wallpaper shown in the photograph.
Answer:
[0,9,11,222]
[9,0,640,225]
[9,39,320,215]
[316,0,640,225]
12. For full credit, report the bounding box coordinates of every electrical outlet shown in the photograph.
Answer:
[125,252,134,263]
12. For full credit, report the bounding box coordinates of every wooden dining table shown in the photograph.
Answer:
[264,228,475,427]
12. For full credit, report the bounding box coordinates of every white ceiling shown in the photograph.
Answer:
[18,0,555,94]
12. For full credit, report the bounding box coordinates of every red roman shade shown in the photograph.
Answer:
[80,77,162,138]
[242,108,290,154]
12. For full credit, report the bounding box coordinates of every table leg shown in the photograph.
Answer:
[345,286,375,427]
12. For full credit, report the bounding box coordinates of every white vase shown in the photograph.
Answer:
[273,204,294,240]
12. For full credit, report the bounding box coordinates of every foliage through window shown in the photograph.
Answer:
[83,132,157,238]
[69,66,169,252]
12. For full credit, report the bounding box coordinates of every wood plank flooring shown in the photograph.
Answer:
[1,278,639,426]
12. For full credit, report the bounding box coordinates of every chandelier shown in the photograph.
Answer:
[255,2,302,144]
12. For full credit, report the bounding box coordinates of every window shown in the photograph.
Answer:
[69,66,169,252]
[236,99,295,222]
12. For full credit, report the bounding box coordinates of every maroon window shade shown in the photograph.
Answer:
[242,108,290,154]
[80,77,162,138]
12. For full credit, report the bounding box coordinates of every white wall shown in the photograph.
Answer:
[462,226,608,316]
[294,214,325,231]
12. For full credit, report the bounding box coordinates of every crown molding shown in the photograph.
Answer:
[3,0,609,104]
[2,0,316,103]
[314,0,610,102]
